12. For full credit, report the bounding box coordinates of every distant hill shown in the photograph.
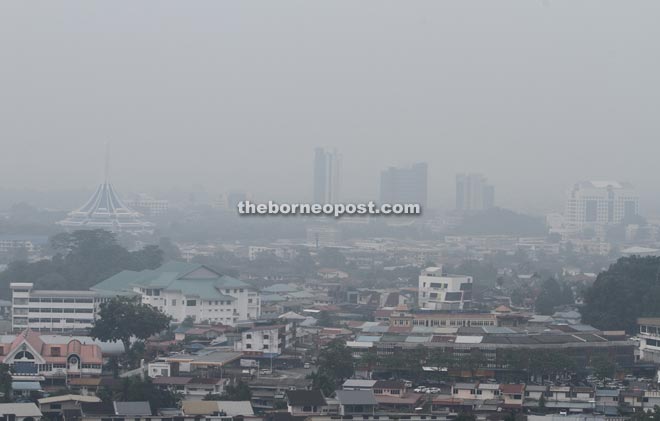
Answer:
[452,207,546,236]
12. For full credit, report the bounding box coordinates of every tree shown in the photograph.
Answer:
[113,377,178,412]
[0,364,12,403]
[583,256,660,333]
[158,237,181,261]
[316,339,354,389]
[317,311,333,327]
[538,393,546,410]
[308,371,335,397]
[91,296,171,354]
[591,354,616,380]
[0,229,165,297]
[535,278,563,315]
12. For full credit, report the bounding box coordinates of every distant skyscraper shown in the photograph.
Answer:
[380,163,428,209]
[565,181,639,228]
[313,147,342,203]
[455,173,495,211]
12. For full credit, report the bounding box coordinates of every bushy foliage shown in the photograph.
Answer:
[582,256,660,333]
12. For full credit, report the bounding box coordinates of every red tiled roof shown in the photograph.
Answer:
[2,330,103,365]
[500,384,525,394]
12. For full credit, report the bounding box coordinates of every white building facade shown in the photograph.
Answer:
[10,283,113,333]
[234,324,292,357]
[418,266,472,310]
[92,261,260,325]
[565,181,639,229]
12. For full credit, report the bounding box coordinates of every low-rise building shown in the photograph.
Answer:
[286,390,328,416]
[234,324,292,356]
[638,318,660,363]
[0,403,43,421]
[0,330,103,387]
[334,390,378,416]
[418,267,472,310]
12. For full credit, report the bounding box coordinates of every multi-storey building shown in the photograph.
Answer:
[234,324,292,357]
[455,173,495,211]
[565,181,639,228]
[91,261,260,325]
[313,147,342,204]
[388,310,497,328]
[418,266,472,310]
[0,329,103,386]
[380,163,428,210]
[10,283,117,333]
[638,318,660,363]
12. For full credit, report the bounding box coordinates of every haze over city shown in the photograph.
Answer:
[4,1,660,419]
[1,1,660,213]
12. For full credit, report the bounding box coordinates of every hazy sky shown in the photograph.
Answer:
[1,1,659,213]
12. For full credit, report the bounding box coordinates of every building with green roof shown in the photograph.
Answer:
[91,261,260,325]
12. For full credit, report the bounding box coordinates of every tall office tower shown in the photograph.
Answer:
[565,181,639,228]
[455,173,495,211]
[380,163,428,209]
[313,147,342,203]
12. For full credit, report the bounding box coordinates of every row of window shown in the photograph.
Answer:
[29,297,95,303]
[245,344,269,349]
[26,308,94,313]
[645,338,660,347]
[640,325,660,335]
[28,318,94,324]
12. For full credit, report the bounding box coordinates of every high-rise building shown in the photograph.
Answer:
[380,163,428,209]
[455,173,495,211]
[313,147,342,203]
[565,181,639,228]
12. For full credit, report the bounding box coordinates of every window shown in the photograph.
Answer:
[246,344,252,349]
[263,344,269,349]
[248,299,253,304]
[246,334,252,339]
[172,300,177,306]
[263,334,269,339]
[513,394,522,399]
[187,300,197,306]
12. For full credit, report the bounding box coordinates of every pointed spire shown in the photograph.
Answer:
[104,142,110,183]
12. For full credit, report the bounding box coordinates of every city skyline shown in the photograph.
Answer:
[1,1,660,213]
